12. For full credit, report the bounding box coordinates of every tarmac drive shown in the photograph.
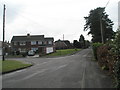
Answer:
[2,49,113,88]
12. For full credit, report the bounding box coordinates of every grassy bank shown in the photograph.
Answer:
[47,49,80,56]
[0,60,32,73]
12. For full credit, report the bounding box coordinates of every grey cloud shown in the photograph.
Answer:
[2,2,24,24]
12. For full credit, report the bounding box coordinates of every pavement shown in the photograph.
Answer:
[2,49,113,88]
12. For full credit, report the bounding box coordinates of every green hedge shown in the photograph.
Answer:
[111,29,120,88]
[114,61,120,88]
[94,29,120,88]
[92,43,103,60]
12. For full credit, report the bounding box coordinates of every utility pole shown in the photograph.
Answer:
[2,4,6,61]
[100,0,110,44]
[63,34,64,41]
[100,16,104,44]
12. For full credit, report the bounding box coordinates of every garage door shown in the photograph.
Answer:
[46,47,53,54]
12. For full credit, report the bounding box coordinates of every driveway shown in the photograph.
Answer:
[2,49,113,88]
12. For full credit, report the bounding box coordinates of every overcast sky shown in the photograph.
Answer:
[0,0,119,42]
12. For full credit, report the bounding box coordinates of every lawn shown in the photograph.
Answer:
[47,49,80,56]
[0,60,32,73]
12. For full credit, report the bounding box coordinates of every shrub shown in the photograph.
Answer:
[21,52,27,57]
[92,43,103,60]
[114,60,120,88]
[97,45,116,74]
[111,29,120,88]
[16,51,20,55]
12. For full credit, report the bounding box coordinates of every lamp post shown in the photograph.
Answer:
[2,4,6,61]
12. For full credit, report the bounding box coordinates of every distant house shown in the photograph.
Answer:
[55,40,73,50]
[11,34,55,55]
[0,41,2,56]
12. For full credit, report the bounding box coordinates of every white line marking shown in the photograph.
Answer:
[54,64,67,71]
[36,60,53,66]
[37,62,47,66]
[3,69,26,77]
[21,69,47,80]
[83,55,87,57]
[81,62,86,88]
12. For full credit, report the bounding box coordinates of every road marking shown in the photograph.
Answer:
[54,64,67,71]
[21,69,48,80]
[3,69,26,77]
[36,60,53,66]
[36,62,47,66]
[83,55,87,57]
[81,62,86,88]
[3,69,48,83]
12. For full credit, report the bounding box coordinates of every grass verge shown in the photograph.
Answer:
[0,60,32,74]
[5,55,23,58]
[47,49,80,57]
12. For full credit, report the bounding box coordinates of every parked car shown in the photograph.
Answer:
[28,50,35,56]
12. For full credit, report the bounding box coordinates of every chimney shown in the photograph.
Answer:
[27,33,30,37]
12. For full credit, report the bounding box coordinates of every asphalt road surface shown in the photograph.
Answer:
[2,49,112,88]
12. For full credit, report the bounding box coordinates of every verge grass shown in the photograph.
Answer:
[47,49,80,56]
[0,60,32,73]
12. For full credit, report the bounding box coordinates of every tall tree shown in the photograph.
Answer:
[84,7,114,43]
[79,34,85,48]
[73,40,80,48]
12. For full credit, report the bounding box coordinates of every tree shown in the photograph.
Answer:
[84,7,114,43]
[79,34,85,48]
[73,40,80,48]
[85,40,90,48]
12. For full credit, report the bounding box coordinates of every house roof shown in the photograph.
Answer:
[11,35,54,42]
[45,38,54,41]
[55,40,73,48]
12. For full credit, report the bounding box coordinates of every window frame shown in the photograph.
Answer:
[19,42,26,46]
[31,41,37,45]
[38,41,42,45]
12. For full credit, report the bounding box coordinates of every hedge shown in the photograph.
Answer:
[92,43,103,60]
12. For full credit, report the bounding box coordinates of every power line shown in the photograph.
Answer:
[105,0,110,9]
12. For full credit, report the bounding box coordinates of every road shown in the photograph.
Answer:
[2,49,112,88]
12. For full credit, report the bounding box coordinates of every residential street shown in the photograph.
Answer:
[2,49,112,88]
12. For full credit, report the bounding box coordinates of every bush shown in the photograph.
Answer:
[92,29,120,87]
[92,43,103,60]
[16,51,20,55]
[97,45,116,74]
[114,60,120,88]
[111,29,120,88]
[21,52,27,57]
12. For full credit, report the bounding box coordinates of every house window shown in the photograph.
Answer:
[31,41,36,45]
[48,41,52,45]
[31,48,38,52]
[21,48,26,53]
[18,48,21,51]
[38,41,42,45]
[20,42,26,46]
